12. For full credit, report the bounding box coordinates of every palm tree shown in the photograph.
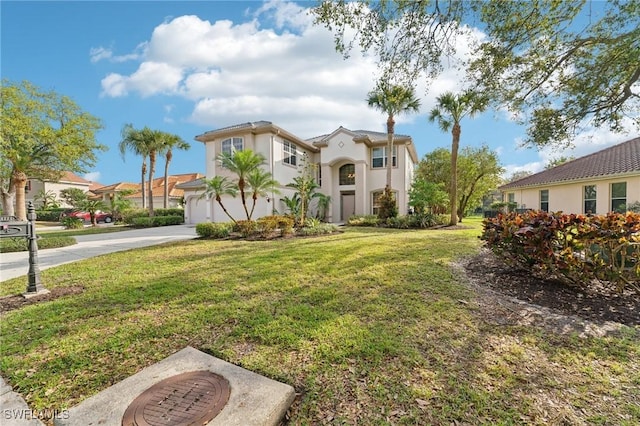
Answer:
[218,150,266,220]
[428,90,488,226]
[366,83,421,193]
[78,199,108,227]
[119,124,149,209]
[198,176,238,224]
[246,168,280,220]
[141,127,167,217]
[160,134,190,208]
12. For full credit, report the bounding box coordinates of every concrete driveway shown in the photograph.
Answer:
[0,225,198,282]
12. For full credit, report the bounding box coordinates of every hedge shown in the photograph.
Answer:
[481,211,640,293]
[131,216,184,228]
[35,208,67,222]
[122,208,184,225]
[0,236,76,253]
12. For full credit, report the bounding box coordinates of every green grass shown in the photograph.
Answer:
[1,217,638,424]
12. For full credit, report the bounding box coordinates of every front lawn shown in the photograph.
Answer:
[0,221,638,424]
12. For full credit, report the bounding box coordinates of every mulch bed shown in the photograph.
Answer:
[462,249,639,327]
[0,286,84,314]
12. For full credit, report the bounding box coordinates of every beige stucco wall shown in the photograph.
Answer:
[504,173,640,214]
[26,179,89,208]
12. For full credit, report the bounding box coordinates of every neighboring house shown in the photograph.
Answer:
[92,182,141,206]
[122,173,203,209]
[26,171,102,208]
[178,121,418,224]
[499,137,640,214]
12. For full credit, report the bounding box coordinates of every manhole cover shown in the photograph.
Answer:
[122,370,231,426]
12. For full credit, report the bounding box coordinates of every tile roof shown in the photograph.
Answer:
[125,173,204,199]
[197,121,273,138]
[93,182,141,192]
[500,137,640,190]
[59,171,92,185]
[307,127,410,144]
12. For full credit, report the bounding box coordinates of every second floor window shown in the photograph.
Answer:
[372,146,397,168]
[283,140,297,166]
[339,164,355,185]
[221,137,243,155]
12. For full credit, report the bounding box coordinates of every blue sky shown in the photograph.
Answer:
[2,0,635,186]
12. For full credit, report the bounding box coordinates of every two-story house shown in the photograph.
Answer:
[178,121,418,224]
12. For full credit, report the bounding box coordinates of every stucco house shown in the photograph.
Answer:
[178,121,418,224]
[26,171,103,208]
[499,137,639,214]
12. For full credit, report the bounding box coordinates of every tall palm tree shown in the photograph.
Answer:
[218,150,266,220]
[246,168,280,220]
[367,83,421,193]
[141,127,166,217]
[198,176,238,224]
[119,124,149,209]
[160,134,190,208]
[428,90,488,226]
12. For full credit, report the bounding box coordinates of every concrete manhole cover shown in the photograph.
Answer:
[122,370,231,426]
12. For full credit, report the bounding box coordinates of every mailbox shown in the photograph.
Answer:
[0,219,30,238]
[0,202,46,295]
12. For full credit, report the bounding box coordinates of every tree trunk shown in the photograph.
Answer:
[141,159,147,210]
[238,178,250,220]
[386,115,395,191]
[163,150,172,209]
[12,170,28,221]
[1,183,16,217]
[148,151,156,217]
[215,195,237,224]
[450,123,461,226]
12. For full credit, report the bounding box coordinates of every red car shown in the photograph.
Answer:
[60,210,113,223]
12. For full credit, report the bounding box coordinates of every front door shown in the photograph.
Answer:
[341,193,355,221]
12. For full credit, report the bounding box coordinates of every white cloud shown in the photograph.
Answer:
[90,44,144,63]
[97,1,394,135]
[101,62,183,97]
[90,47,113,63]
[84,172,101,182]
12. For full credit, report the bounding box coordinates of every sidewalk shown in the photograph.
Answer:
[0,225,198,423]
[1,225,198,282]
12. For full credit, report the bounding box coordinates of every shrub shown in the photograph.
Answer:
[347,215,379,227]
[277,216,295,236]
[481,211,640,293]
[256,216,280,238]
[155,208,185,218]
[297,223,339,236]
[121,209,149,224]
[196,222,232,239]
[131,216,184,228]
[377,190,398,220]
[35,208,67,222]
[0,236,76,253]
[61,217,84,229]
[234,220,257,238]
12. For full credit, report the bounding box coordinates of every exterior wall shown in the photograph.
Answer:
[25,179,89,208]
[503,174,640,214]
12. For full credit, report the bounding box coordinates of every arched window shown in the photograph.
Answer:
[339,164,355,185]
